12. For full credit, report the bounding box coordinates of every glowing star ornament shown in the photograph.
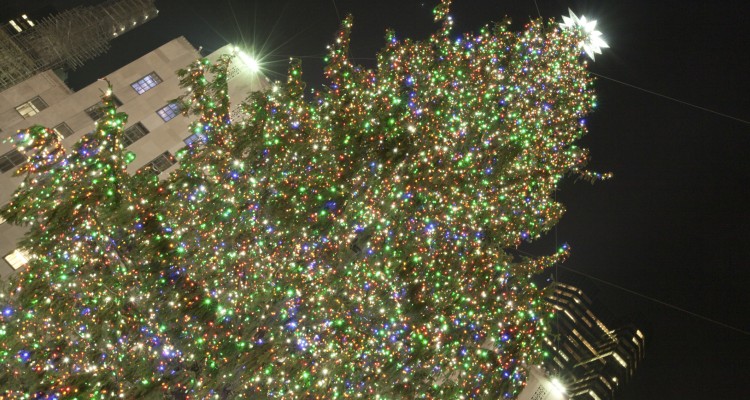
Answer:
[560,9,609,60]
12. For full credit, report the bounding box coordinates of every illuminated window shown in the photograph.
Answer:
[612,352,628,368]
[52,122,74,139]
[589,390,603,400]
[131,72,162,94]
[4,248,31,270]
[0,149,25,173]
[16,96,48,118]
[143,151,176,174]
[22,14,34,27]
[183,132,207,146]
[9,20,22,33]
[122,122,149,147]
[156,103,180,122]
[85,96,123,121]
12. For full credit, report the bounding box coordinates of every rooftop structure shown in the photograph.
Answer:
[543,282,645,400]
[0,0,157,91]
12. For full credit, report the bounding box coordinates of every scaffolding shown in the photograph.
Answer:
[0,0,157,91]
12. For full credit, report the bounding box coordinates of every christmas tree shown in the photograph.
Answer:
[0,1,606,398]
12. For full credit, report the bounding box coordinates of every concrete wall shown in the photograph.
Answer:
[0,36,271,278]
[518,366,569,400]
[0,37,203,277]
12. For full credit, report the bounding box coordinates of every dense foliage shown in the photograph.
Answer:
[0,2,602,398]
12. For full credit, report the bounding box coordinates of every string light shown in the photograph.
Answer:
[0,1,605,398]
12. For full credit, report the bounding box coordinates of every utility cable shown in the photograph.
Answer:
[591,72,750,126]
[532,0,542,19]
[331,0,341,21]
[524,0,748,126]
[510,248,750,336]
[558,265,750,337]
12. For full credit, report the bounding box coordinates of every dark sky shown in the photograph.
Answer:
[3,0,749,398]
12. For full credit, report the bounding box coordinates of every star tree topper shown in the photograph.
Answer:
[560,9,609,61]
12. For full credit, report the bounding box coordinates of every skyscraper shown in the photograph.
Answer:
[0,0,158,91]
[542,282,645,399]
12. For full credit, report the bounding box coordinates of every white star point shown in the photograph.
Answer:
[560,9,609,61]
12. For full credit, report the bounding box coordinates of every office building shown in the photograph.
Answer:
[542,282,645,400]
[0,0,158,91]
[0,37,270,277]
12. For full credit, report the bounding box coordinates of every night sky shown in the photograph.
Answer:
[2,0,749,398]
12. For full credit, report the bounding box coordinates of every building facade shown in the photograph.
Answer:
[0,37,270,278]
[542,282,645,400]
[518,365,569,400]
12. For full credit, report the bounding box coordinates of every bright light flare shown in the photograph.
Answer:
[550,377,567,395]
[233,46,260,73]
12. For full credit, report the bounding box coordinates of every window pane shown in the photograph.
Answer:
[8,149,25,164]
[131,72,163,94]
[31,96,47,110]
[0,149,25,173]
[122,122,150,147]
[52,122,74,139]
[183,132,207,146]
[84,103,106,120]
[156,103,180,122]
[143,151,176,174]
[15,96,48,118]
[4,248,31,270]
[85,96,123,121]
